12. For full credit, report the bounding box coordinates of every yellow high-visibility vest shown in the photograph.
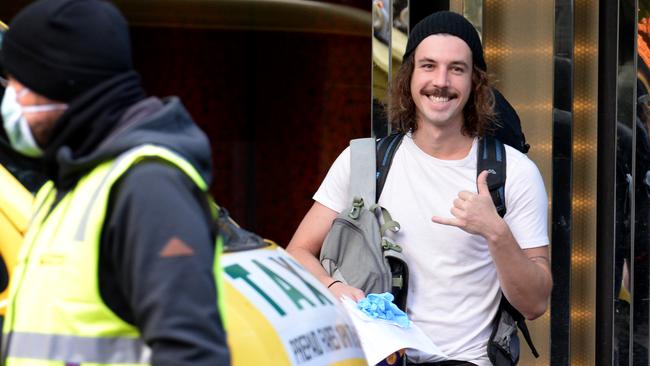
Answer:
[2,145,224,366]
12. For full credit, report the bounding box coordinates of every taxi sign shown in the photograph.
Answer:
[223,246,367,366]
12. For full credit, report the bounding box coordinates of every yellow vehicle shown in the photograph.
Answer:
[0,159,367,365]
[0,164,31,313]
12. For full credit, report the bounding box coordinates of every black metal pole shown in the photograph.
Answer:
[550,0,575,363]
[596,0,619,364]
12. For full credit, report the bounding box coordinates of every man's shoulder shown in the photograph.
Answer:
[122,157,186,175]
[117,160,201,197]
[501,144,547,212]
[106,160,212,231]
[503,143,537,171]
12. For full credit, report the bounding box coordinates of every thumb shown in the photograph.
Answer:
[477,170,490,196]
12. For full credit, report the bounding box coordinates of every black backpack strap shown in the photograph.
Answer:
[516,319,540,358]
[501,296,540,358]
[480,137,539,360]
[375,132,405,202]
[477,136,507,217]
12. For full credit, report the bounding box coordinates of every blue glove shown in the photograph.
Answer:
[357,292,411,328]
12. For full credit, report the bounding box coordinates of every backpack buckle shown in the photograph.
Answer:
[381,238,402,252]
[349,197,364,219]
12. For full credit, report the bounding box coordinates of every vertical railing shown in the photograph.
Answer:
[371,0,393,138]
[551,0,574,364]
[596,0,620,364]
[632,1,650,364]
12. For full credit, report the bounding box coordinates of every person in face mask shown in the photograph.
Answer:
[0,21,46,192]
[0,1,230,365]
[1,81,67,157]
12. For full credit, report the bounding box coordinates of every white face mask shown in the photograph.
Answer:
[1,86,67,157]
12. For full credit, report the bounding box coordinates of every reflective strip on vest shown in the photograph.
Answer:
[5,332,151,364]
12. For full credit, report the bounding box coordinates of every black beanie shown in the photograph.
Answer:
[0,0,133,102]
[404,11,486,71]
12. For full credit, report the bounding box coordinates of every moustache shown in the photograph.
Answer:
[422,87,457,98]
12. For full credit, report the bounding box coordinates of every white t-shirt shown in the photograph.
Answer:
[314,134,549,365]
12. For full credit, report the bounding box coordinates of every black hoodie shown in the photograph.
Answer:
[49,95,230,365]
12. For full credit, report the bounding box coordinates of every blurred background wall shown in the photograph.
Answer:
[1,0,373,245]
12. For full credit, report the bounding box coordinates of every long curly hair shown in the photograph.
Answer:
[386,53,495,137]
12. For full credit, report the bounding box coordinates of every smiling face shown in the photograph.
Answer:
[410,34,473,133]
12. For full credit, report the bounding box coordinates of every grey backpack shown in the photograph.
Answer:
[319,138,409,309]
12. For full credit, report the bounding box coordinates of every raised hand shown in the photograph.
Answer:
[431,170,502,237]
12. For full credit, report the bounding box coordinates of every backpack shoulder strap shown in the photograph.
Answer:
[350,138,377,207]
[500,296,540,358]
[375,132,405,202]
[477,136,507,217]
[480,136,540,359]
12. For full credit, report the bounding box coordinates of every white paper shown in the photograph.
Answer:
[341,297,448,365]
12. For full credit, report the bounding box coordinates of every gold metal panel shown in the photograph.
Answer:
[569,1,599,364]
[484,2,600,364]
[482,1,554,364]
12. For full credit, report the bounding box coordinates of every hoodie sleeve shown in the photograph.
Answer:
[99,161,230,366]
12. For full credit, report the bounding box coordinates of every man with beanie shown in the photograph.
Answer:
[0,0,230,365]
[287,11,551,365]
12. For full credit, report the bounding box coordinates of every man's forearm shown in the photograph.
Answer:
[287,246,335,286]
[486,219,553,320]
